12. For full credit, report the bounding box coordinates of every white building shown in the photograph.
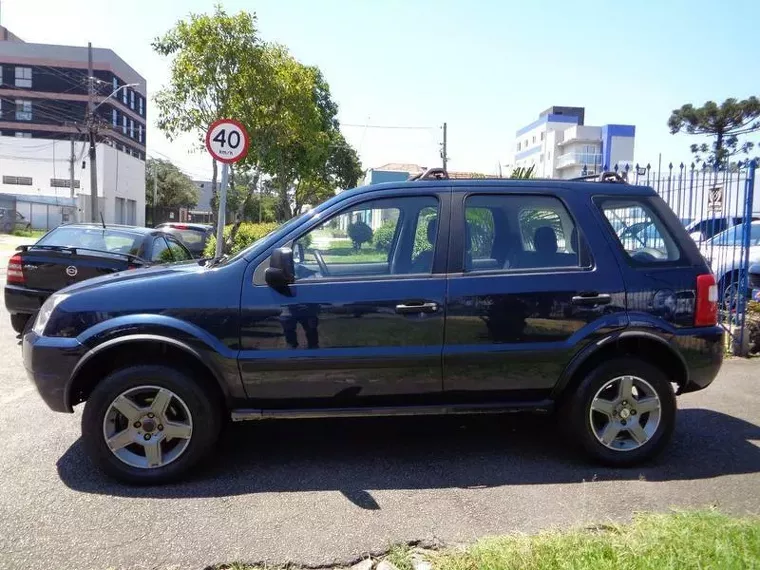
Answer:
[513,106,635,179]
[0,136,145,227]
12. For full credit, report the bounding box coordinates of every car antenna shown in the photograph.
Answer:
[100,212,106,230]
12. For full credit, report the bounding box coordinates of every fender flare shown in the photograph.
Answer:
[64,333,231,411]
[551,329,688,399]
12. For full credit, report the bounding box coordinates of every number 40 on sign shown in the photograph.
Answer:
[205,119,250,164]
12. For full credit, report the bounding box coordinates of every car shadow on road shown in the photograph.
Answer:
[57,408,760,508]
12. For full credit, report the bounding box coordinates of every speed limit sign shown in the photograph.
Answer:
[205,119,249,163]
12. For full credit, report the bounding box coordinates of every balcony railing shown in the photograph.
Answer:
[556,152,602,169]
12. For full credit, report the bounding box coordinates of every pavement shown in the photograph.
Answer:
[0,302,758,570]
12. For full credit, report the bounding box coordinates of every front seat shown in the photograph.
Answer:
[533,226,559,267]
[410,217,437,273]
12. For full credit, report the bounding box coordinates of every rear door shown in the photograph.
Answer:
[443,186,628,402]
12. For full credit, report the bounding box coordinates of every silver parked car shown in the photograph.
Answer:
[700,221,760,307]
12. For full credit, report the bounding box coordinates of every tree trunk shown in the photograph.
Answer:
[715,131,725,168]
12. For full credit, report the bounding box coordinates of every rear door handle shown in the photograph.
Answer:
[396,301,438,314]
[572,293,612,306]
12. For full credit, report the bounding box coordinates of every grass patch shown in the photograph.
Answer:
[428,510,760,570]
[216,510,760,570]
[10,228,45,238]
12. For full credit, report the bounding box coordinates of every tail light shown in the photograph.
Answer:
[6,254,24,285]
[695,273,718,326]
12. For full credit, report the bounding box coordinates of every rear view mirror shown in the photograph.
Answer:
[265,247,295,289]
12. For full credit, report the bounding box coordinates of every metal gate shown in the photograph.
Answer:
[628,160,758,349]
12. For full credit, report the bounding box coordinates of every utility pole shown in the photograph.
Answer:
[87,42,99,224]
[152,163,158,227]
[69,136,78,222]
[441,122,448,170]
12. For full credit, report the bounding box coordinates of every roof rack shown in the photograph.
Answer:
[570,171,628,183]
[408,167,449,181]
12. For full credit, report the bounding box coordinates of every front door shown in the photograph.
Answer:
[443,187,628,402]
[238,191,450,409]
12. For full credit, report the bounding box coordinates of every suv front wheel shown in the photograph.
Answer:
[82,364,222,484]
[565,357,676,466]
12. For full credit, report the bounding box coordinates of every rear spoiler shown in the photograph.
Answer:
[16,244,148,264]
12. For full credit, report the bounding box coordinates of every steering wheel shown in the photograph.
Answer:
[312,249,330,276]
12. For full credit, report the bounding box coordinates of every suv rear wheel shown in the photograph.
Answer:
[82,364,222,484]
[565,357,676,466]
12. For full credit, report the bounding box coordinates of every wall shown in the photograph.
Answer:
[365,169,410,185]
[609,135,635,170]
[0,135,144,225]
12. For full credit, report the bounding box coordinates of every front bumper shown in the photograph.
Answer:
[23,330,86,413]
[5,284,49,315]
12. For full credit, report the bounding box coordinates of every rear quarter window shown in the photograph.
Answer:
[597,197,681,264]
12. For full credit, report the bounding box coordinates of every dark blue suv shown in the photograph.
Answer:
[23,172,724,483]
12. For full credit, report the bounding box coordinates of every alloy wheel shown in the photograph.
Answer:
[588,375,662,452]
[102,385,193,469]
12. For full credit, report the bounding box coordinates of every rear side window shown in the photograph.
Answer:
[598,198,681,263]
[464,194,591,272]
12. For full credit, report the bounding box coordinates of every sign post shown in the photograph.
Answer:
[205,119,250,258]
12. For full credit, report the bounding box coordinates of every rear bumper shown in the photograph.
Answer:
[674,325,724,394]
[4,284,49,315]
[23,330,85,413]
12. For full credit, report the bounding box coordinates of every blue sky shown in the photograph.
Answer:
[2,0,757,179]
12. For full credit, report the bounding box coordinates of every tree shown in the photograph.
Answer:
[145,159,199,208]
[152,6,269,221]
[347,221,373,250]
[509,165,535,179]
[668,97,760,167]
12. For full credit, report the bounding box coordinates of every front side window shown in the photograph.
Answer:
[15,100,32,121]
[464,194,589,272]
[150,237,172,262]
[15,67,32,88]
[599,198,681,263]
[292,196,439,280]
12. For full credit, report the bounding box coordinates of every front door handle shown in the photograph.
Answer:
[396,301,438,314]
[572,293,612,306]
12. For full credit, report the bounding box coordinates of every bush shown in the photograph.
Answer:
[413,211,437,257]
[347,221,373,250]
[203,221,280,257]
[373,221,396,253]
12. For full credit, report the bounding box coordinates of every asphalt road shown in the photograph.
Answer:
[0,303,759,570]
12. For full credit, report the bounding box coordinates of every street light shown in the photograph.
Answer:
[93,82,138,112]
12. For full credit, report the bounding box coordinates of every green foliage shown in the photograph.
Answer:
[203,221,279,257]
[466,208,495,258]
[347,221,373,250]
[11,228,44,239]
[412,210,437,258]
[146,158,199,208]
[668,97,760,166]
[510,164,536,179]
[372,220,397,253]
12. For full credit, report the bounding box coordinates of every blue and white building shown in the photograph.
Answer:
[513,106,635,179]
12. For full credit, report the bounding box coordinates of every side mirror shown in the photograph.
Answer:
[265,247,295,289]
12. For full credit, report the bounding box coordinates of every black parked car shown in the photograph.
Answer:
[155,223,214,258]
[23,170,723,484]
[6,224,193,333]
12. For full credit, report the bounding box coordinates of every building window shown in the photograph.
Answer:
[548,151,552,160]
[540,154,544,163]
[112,109,118,126]
[2,176,33,185]
[138,96,143,116]
[525,139,528,147]
[129,90,134,110]
[541,132,545,141]
[516,142,521,151]
[112,76,118,96]
[51,178,80,188]
[532,135,536,144]
[15,67,32,88]
[138,124,143,143]
[122,87,128,105]
[122,115,127,135]
[15,132,31,138]
[129,119,134,139]
[15,100,32,121]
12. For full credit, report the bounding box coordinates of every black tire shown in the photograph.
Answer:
[10,313,30,335]
[563,357,676,467]
[82,365,223,485]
